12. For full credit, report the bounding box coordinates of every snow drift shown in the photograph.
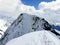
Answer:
[6,30,60,45]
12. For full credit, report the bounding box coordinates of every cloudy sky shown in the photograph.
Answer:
[22,0,54,9]
[0,0,60,25]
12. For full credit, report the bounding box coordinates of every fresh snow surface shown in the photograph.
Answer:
[6,30,60,45]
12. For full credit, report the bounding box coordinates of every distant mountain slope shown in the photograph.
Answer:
[6,30,60,45]
[0,15,14,31]
[0,15,14,24]
[0,19,9,39]
[0,15,14,40]
[0,13,60,45]
[52,25,60,30]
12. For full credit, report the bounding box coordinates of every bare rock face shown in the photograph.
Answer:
[0,13,59,45]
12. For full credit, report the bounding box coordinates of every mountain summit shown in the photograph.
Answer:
[0,13,60,45]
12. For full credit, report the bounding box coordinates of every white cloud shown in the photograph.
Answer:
[16,1,45,17]
[39,0,60,11]
[16,0,60,24]
[0,0,60,24]
[38,0,60,24]
[0,0,19,17]
[0,0,19,12]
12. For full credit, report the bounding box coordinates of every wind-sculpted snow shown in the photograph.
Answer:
[6,30,60,45]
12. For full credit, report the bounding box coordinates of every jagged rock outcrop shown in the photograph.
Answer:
[0,13,60,45]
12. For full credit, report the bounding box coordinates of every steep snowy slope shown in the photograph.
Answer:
[0,19,8,39]
[6,30,60,45]
[0,13,60,45]
[55,30,60,39]
[55,30,60,34]
[0,13,53,45]
[0,15,14,40]
[0,15,14,32]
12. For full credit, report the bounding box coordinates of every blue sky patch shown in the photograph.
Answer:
[21,0,55,9]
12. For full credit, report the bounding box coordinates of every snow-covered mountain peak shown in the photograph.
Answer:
[6,30,60,45]
[0,13,60,45]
